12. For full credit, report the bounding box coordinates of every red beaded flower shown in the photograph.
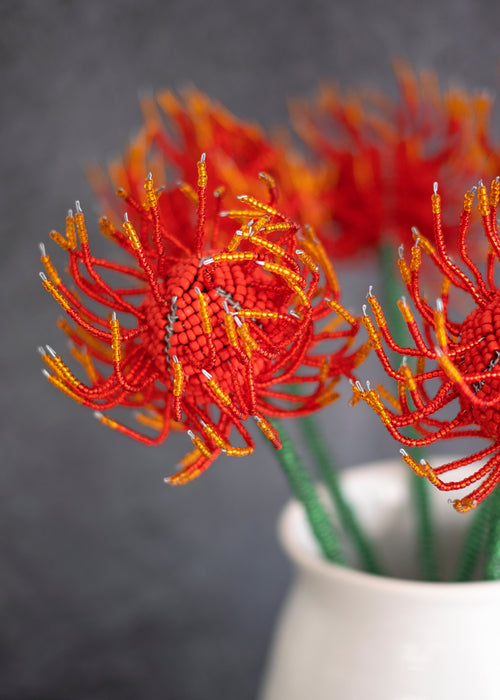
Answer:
[91,88,327,242]
[292,62,490,258]
[353,178,500,512]
[40,157,365,484]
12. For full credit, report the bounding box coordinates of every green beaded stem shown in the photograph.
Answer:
[299,414,384,575]
[483,486,500,580]
[271,419,347,565]
[380,243,439,581]
[454,500,492,582]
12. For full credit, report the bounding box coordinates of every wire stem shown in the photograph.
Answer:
[299,414,384,574]
[271,419,347,565]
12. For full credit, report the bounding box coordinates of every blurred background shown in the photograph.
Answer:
[2,1,500,698]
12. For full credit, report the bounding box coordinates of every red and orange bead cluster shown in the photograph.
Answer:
[40,156,365,484]
[292,62,491,258]
[91,88,327,247]
[354,178,500,512]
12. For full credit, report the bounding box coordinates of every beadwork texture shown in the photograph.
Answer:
[40,158,366,484]
[292,62,491,258]
[354,178,500,512]
[90,88,327,240]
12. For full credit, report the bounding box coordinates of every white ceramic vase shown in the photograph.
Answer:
[259,458,500,700]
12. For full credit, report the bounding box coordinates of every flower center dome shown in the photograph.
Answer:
[459,293,500,437]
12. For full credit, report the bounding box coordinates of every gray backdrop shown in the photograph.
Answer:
[2,1,500,698]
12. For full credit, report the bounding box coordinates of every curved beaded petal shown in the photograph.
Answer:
[40,160,366,484]
[355,178,500,512]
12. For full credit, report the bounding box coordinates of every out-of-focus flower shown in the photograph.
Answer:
[40,158,366,484]
[90,88,328,243]
[353,178,500,512]
[292,62,492,259]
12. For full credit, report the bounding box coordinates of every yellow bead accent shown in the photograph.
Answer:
[399,363,417,392]
[441,275,450,297]
[248,235,287,258]
[260,261,303,286]
[144,174,158,209]
[258,171,277,191]
[452,497,476,513]
[367,294,387,329]
[237,321,258,357]
[224,445,253,457]
[123,219,141,251]
[431,192,441,215]
[463,189,475,213]
[236,194,280,217]
[398,257,410,285]
[397,298,414,323]
[201,423,227,448]
[412,231,435,257]
[49,230,71,251]
[205,375,232,407]
[303,226,339,294]
[99,217,116,241]
[437,353,463,385]
[490,178,500,209]
[224,313,239,347]
[237,309,280,321]
[477,182,490,217]
[197,157,208,189]
[66,213,77,250]
[40,254,61,287]
[196,290,213,335]
[173,359,184,397]
[96,413,120,431]
[110,315,122,365]
[42,278,70,311]
[211,252,257,264]
[71,346,99,384]
[326,299,356,327]
[434,307,448,349]
[45,373,83,403]
[178,182,198,205]
[74,211,88,245]
[400,449,423,475]
[189,432,212,459]
[260,223,291,234]
[220,209,257,220]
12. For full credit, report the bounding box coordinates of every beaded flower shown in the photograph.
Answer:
[92,88,326,242]
[292,62,490,258]
[353,178,500,512]
[40,157,365,484]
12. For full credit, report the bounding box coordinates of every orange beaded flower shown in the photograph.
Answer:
[92,88,326,244]
[353,178,500,512]
[292,62,490,258]
[40,157,365,484]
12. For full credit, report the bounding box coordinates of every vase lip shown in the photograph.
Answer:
[278,458,500,596]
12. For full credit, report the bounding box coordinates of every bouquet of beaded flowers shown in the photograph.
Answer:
[39,63,500,582]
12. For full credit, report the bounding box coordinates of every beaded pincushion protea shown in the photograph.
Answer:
[353,178,500,512]
[292,62,490,258]
[40,156,365,485]
[91,88,326,241]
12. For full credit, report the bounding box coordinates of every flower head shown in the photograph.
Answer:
[354,177,500,512]
[292,62,491,258]
[40,157,365,484]
[92,88,327,242]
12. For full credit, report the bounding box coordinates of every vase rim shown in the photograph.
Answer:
[278,458,500,596]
